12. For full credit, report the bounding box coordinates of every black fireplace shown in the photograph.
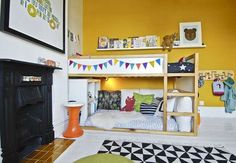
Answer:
[0,59,61,163]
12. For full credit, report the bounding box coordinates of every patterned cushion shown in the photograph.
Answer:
[140,103,158,115]
[97,90,121,110]
[133,93,154,112]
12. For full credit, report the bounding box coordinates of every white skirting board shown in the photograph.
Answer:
[53,119,68,138]
[199,106,236,118]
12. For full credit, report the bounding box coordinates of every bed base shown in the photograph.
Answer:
[82,126,197,136]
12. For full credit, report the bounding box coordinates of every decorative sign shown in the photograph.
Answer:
[22,76,42,82]
[199,70,234,80]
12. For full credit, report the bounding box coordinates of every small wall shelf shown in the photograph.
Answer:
[96,45,206,51]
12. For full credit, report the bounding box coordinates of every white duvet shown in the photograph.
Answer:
[90,111,146,130]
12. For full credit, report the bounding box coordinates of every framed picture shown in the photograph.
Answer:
[98,36,109,49]
[179,22,202,47]
[0,0,65,53]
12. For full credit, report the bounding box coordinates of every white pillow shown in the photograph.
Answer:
[121,89,139,108]
[154,97,177,119]
[139,89,163,98]
[175,97,192,132]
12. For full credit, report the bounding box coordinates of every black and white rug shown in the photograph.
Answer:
[98,140,236,163]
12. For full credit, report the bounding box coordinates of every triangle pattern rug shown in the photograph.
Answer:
[98,140,236,163]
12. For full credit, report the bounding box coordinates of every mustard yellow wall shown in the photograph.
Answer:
[83,0,236,106]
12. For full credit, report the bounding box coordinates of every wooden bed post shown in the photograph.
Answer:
[163,54,168,131]
[193,53,199,136]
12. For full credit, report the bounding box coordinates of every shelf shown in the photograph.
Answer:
[167,73,195,77]
[96,45,206,51]
[167,92,195,97]
[167,112,195,116]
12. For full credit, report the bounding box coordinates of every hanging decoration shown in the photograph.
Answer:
[68,58,161,72]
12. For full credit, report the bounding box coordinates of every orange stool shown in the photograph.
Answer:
[63,102,84,138]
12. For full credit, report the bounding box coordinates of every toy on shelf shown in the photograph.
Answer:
[161,33,177,52]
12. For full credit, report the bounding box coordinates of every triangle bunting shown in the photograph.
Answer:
[78,64,82,70]
[82,65,87,71]
[125,63,130,69]
[73,62,77,68]
[88,65,92,71]
[69,60,73,66]
[93,65,98,71]
[136,63,141,69]
[149,61,155,67]
[103,62,107,68]
[99,64,103,70]
[130,63,135,70]
[108,60,113,66]
[114,59,119,65]
[156,59,161,65]
[119,61,124,67]
[143,62,148,69]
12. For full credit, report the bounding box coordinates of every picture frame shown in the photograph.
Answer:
[98,36,109,49]
[0,0,65,53]
[179,22,202,47]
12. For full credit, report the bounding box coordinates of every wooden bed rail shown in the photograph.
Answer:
[69,54,166,59]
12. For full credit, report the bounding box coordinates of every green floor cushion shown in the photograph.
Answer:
[74,153,133,163]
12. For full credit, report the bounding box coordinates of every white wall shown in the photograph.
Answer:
[68,0,83,55]
[0,1,69,161]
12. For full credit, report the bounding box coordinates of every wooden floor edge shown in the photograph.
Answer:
[81,126,197,136]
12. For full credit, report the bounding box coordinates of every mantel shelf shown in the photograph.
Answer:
[96,45,206,51]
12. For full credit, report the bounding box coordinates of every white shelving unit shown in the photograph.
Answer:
[96,45,206,51]
[68,79,100,125]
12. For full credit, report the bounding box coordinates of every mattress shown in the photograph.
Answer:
[84,110,178,131]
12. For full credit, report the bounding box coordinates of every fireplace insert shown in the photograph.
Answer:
[0,59,61,163]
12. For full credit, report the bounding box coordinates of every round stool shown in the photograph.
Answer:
[63,102,84,138]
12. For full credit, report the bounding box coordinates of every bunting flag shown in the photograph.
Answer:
[136,63,141,69]
[156,59,161,65]
[114,59,119,65]
[143,62,148,69]
[82,65,87,71]
[69,60,73,66]
[69,58,162,71]
[99,64,103,70]
[88,65,92,71]
[119,61,124,67]
[93,65,98,71]
[103,62,108,69]
[108,60,113,66]
[125,63,130,69]
[149,61,155,68]
[78,64,82,70]
[130,63,135,70]
[73,62,77,68]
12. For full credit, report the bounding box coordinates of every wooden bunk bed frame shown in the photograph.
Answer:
[68,53,199,136]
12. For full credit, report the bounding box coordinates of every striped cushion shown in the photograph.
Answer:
[140,103,158,115]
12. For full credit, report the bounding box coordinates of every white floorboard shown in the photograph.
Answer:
[55,118,236,163]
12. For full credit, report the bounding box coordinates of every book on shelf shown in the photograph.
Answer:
[139,36,147,48]
[132,37,141,48]
[146,35,160,47]
[123,38,128,48]
[114,39,123,49]
[98,36,109,49]
[109,38,118,48]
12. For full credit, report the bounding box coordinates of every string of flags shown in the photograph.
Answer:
[69,58,161,71]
